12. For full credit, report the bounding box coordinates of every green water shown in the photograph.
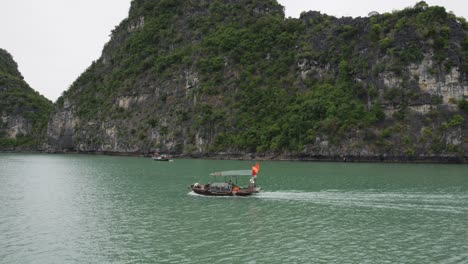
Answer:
[1,153,467,263]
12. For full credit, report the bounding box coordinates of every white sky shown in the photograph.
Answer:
[0,0,466,102]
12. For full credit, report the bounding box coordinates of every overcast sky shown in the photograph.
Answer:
[0,0,467,102]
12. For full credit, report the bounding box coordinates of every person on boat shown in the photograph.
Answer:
[232,186,240,193]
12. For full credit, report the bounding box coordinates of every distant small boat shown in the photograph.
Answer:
[189,163,261,196]
[151,154,172,161]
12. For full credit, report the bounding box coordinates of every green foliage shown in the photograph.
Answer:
[214,81,384,152]
[379,37,393,51]
[370,24,382,41]
[421,127,433,140]
[198,56,224,73]
[0,49,22,78]
[463,37,468,52]
[397,45,424,64]
[381,128,392,139]
[458,99,468,113]
[147,118,158,128]
[414,1,429,10]
[338,25,357,40]
[0,135,35,148]
[384,87,400,101]
[406,147,415,156]
[395,17,408,31]
[0,50,53,149]
[447,115,464,127]
[441,114,464,130]
[431,140,444,153]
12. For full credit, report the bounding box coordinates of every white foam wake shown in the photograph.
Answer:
[255,190,468,214]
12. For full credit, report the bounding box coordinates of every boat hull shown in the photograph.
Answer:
[190,187,259,196]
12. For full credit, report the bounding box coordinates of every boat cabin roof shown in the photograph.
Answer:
[209,170,252,177]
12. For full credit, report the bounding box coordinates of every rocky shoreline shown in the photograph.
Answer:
[2,149,466,164]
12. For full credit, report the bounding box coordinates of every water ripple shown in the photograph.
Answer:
[255,190,468,214]
[2,154,468,263]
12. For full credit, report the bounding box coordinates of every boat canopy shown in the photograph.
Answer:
[210,170,252,177]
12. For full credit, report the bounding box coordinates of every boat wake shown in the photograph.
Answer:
[188,191,205,197]
[255,190,468,214]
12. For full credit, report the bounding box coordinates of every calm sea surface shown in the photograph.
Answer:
[1,153,467,263]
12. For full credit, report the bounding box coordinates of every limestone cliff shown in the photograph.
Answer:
[0,49,52,150]
[47,0,468,162]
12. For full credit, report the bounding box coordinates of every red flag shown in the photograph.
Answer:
[251,163,260,176]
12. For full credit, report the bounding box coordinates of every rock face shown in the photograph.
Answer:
[408,56,466,104]
[0,49,52,150]
[2,115,31,139]
[47,99,77,150]
[46,0,468,162]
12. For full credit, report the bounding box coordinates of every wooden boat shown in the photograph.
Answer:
[189,163,261,196]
